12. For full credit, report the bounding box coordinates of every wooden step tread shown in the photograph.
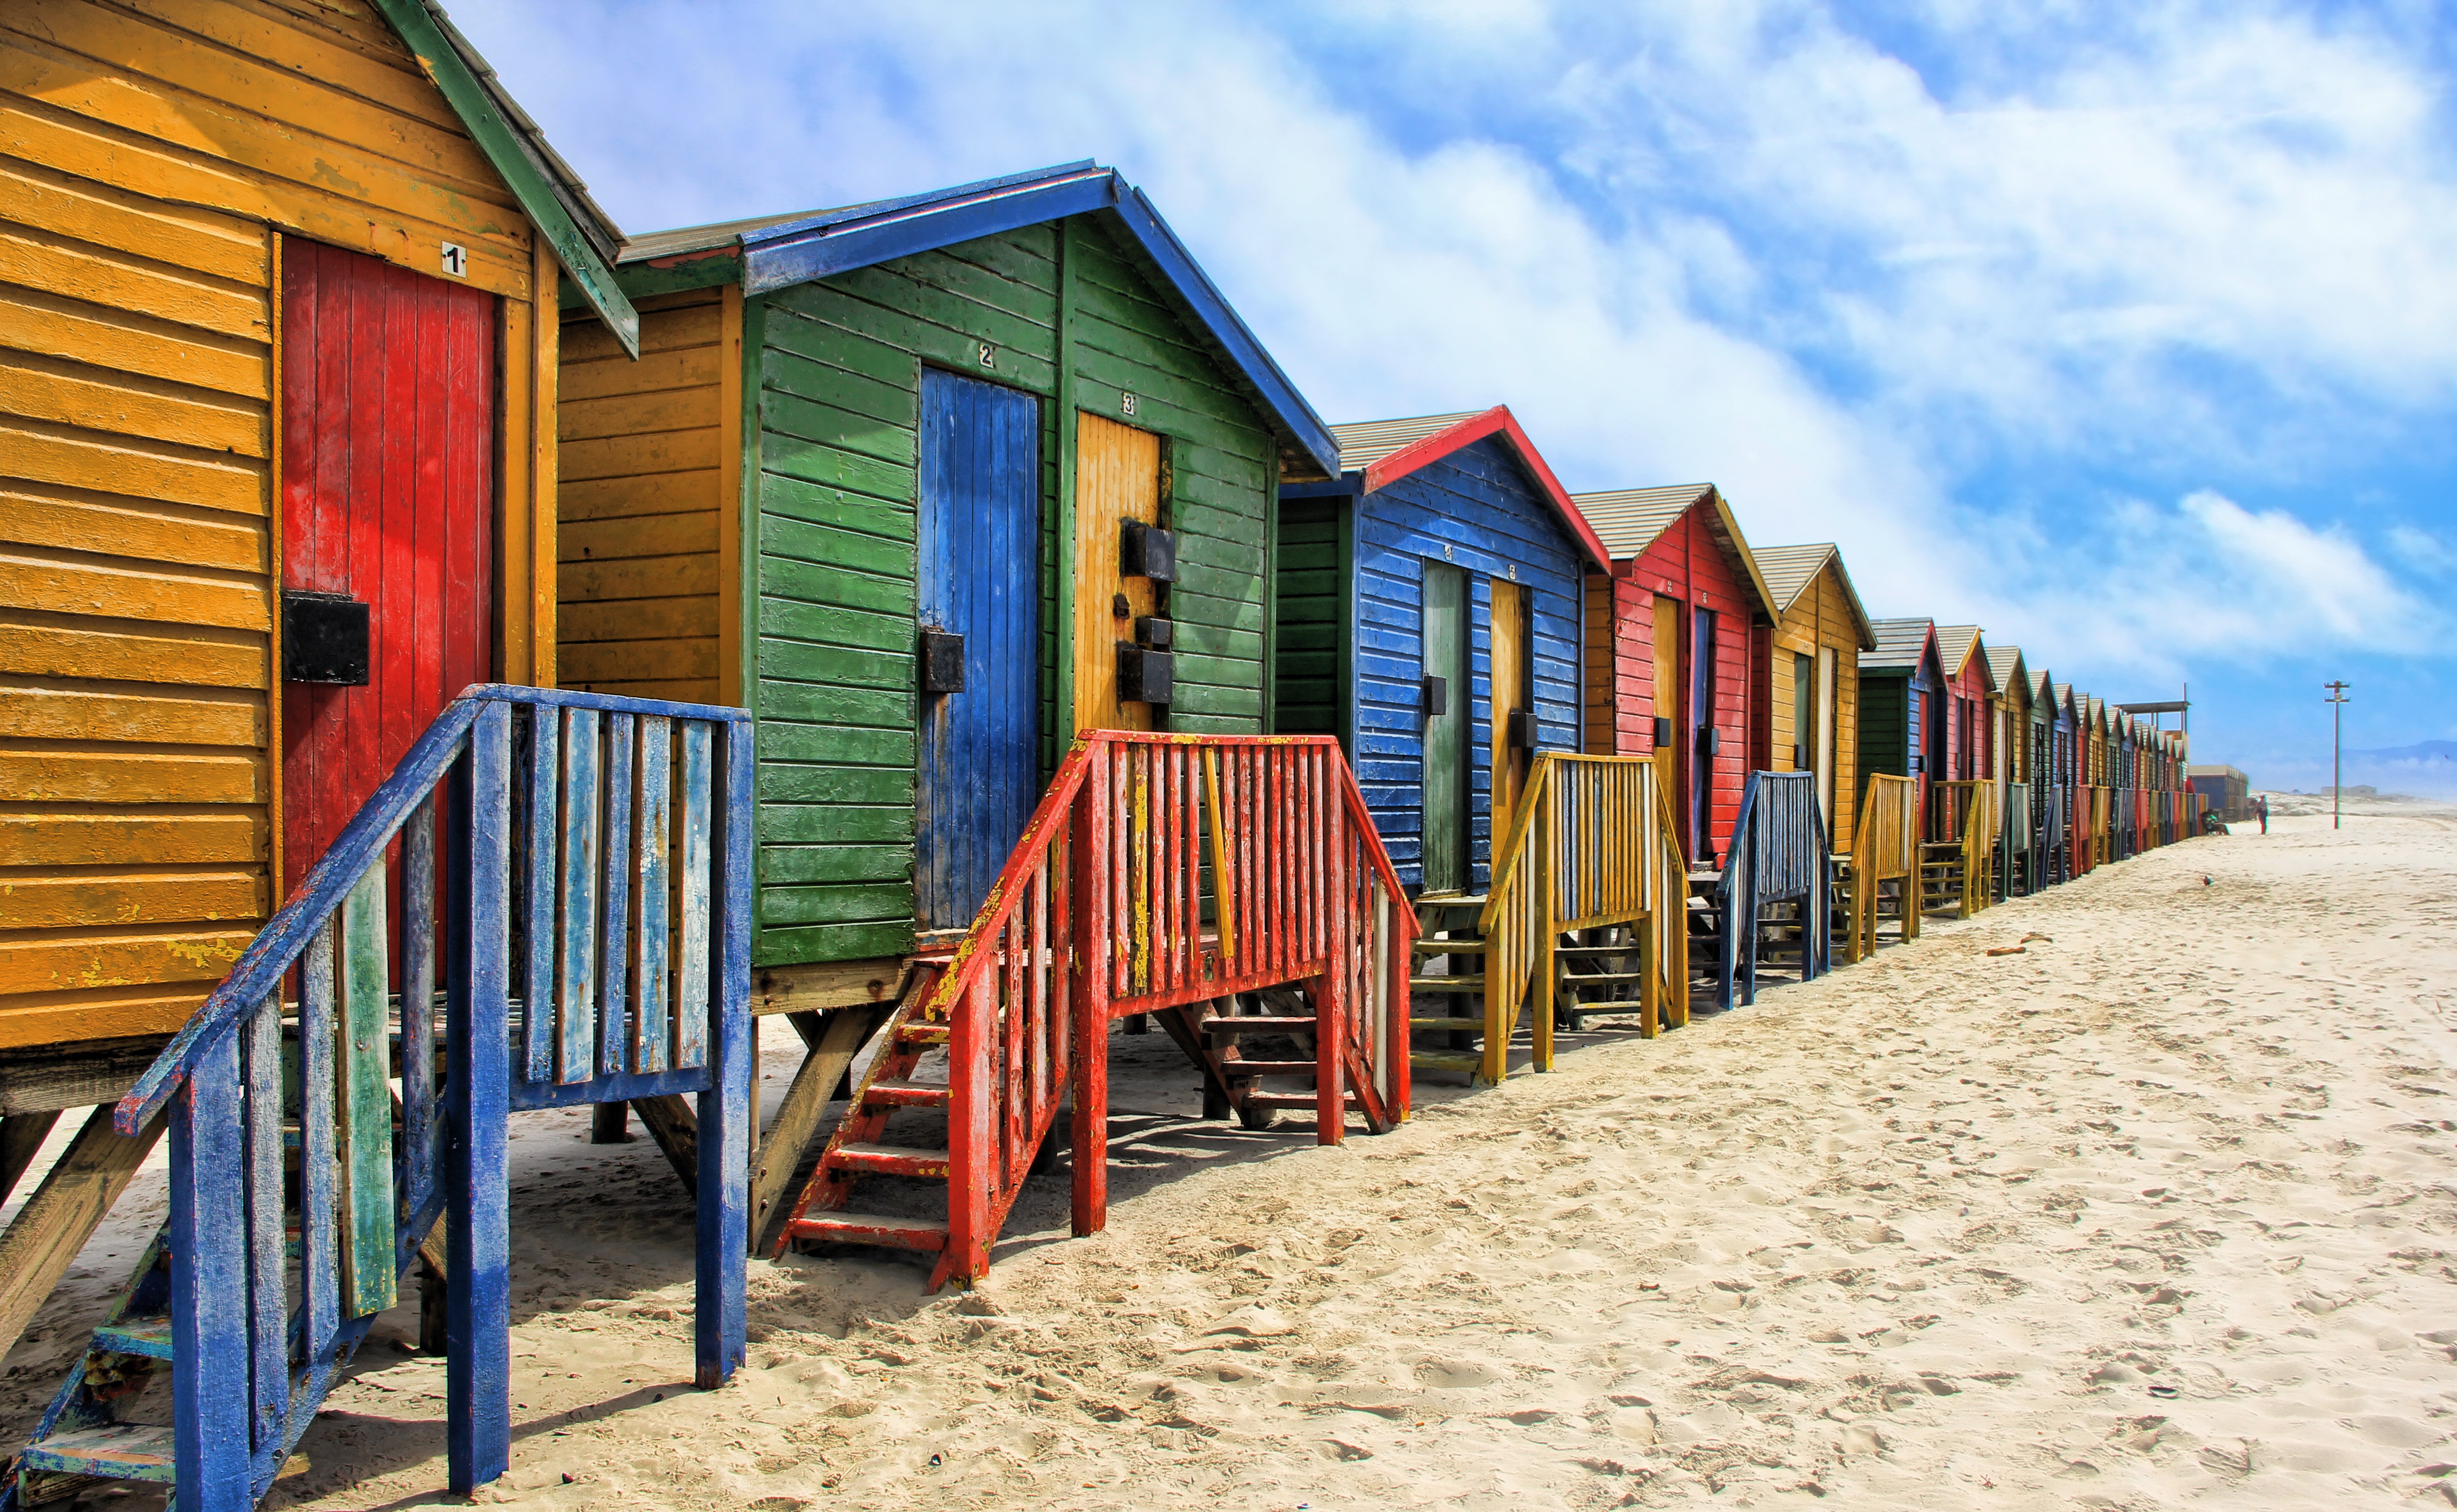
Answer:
[89,1316,173,1360]
[785,1212,949,1252]
[1410,1051,1483,1073]
[1242,1090,1359,1110]
[1552,944,1634,957]
[895,1023,951,1045]
[1415,893,1489,909]
[1197,1015,1316,1033]
[1409,1016,1486,1032]
[20,1423,176,1482]
[1406,976,1481,993]
[1557,972,1648,987]
[863,1079,950,1108]
[1412,936,1488,953]
[1220,1059,1316,1077]
[827,1142,951,1177]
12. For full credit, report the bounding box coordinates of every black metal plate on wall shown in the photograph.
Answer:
[1119,519,1177,582]
[1118,644,1174,704]
[919,628,965,694]
[1653,716,1674,749]
[1508,708,1537,749]
[1133,615,1173,649]
[1698,726,1722,756]
[283,590,369,685]
[1421,674,1446,718]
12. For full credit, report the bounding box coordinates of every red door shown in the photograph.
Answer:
[280,240,496,897]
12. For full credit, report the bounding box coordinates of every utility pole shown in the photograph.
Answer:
[2324,681,2351,830]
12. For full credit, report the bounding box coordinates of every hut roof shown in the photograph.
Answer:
[1326,408,1610,570]
[1935,624,1984,680]
[1571,483,1778,620]
[385,0,636,350]
[1863,617,1939,673]
[1985,645,2028,697]
[620,161,1340,477]
[1749,543,1878,649]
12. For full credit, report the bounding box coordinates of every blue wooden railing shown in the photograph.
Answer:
[75,686,751,1511]
[1713,771,1831,1009]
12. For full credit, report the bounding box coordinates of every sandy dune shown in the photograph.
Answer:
[12,806,2457,1509]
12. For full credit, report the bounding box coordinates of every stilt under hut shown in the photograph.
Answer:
[1273,408,1667,1082]
[554,162,1413,1282]
[1722,543,1876,1005]
[1984,645,2034,898]
[0,4,770,1506]
[1921,626,1995,918]
[1847,619,1944,955]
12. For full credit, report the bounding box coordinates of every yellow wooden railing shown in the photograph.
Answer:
[1929,779,1997,918]
[2090,786,2113,866]
[1845,773,1920,962]
[1476,753,1686,1081]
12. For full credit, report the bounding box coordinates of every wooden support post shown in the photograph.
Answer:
[0,1104,164,1368]
[0,1110,60,1206]
[632,1094,700,1192]
[590,1101,630,1144]
[748,1004,890,1252]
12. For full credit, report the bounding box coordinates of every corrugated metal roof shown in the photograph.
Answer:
[1935,624,1983,679]
[1984,644,2026,696]
[621,208,823,264]
[1569,484,1716,560]
[1863,617,1936,671]
[418,0,625,264]
[1329,413,1486,472]
[1749,542,1876,649]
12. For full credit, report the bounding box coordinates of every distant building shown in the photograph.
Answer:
[2188,765,2252,821]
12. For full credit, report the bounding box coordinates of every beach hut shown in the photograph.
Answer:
[1850,619,1944,947]
[1922,626,1995,915]
[1984,645,2034,897]
[2188,765,2250,823]
[1273,409,1680,1080]
[1746,544,1876,848]
[1572,485,1776,871]
[0,0,632,1353]
[1274,408,1608,891]
[552,163,1427,1259]
[2033,671,2067,884]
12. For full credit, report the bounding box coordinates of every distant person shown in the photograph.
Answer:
[2258,795,2269,834]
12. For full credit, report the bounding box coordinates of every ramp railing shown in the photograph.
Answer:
[1843,773,1920,962]
[1714,771,1831,1008]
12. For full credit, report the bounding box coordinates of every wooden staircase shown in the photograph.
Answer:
[776,732,1412,1288]
[2,687,758,1512]
[1407,896,1494,1081]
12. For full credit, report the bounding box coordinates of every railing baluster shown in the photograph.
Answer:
[337,860,395,1318]
[634,716,674,1074]
[242,997,287,1452]
[523,708,560,1083]
[300,922,338,1366]
[675,721,712,1071]
[402,793,438,1217]
[598,712,635,1077]
[558,708,602,1084]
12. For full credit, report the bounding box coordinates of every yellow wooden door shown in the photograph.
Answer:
[1651,592,1681,825]
[1489,579,1529,841]
[1073,412,1162,732]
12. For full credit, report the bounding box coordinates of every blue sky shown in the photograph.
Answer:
[456,0,2457,793]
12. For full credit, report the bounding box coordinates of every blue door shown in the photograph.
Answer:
[916,369,1041,933]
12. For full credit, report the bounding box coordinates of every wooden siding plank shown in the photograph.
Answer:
[0,620,261,687]
[0,869,260,927]
[0,154,265,287]
[2,418,264,515]
[0,486,264,572]
[0,220,267,340]
[1,284,266,397]
[0,747,261,804]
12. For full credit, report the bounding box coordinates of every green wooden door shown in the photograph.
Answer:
[1421,564,1468,893]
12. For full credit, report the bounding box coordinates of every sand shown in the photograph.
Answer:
[11,803,2457,1509]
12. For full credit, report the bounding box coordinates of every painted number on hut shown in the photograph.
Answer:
[1121,392,1138,417]
[440,242,468,277]
[976,341,995,369]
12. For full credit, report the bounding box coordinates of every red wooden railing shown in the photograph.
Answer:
[918,731,1416,1286]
